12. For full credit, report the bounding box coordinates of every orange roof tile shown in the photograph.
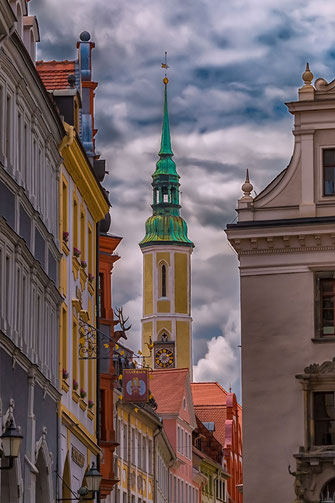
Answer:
[195,406,227,447]
[150,368,189,415]
[191,382,228,406]
[36,60,75,90]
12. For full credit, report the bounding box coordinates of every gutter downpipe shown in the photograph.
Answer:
[153,424,163,502]
[96,221,101,503]
[127,410,131,503]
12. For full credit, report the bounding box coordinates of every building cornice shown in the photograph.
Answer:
[60,124,109,222]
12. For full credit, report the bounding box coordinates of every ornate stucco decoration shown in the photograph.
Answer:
[292,358,335,502]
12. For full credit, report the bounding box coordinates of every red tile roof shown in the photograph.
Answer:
[191,382,230,447]
[36,60,75,90]
[150,368,189,415]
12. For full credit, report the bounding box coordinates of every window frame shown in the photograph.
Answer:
[323,147,335,197]
[297,359,335,450]
[314,271,335,340]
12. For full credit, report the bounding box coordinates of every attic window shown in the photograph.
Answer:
[323,149,335,196]
[202,421,215,432]
[183,398,186,410]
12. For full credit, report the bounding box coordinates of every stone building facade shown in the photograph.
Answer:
[0,0,63,501]
[226,65,335,502]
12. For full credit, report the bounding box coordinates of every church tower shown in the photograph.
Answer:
[139,76,194,376]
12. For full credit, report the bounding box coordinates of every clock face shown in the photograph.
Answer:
[155,347,174,368]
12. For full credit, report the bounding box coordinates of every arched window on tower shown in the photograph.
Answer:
[171,187,176,204]
[162,186,168,203]
[161,264,167,297]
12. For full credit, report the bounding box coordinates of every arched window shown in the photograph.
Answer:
[161,264,166,297]
[320,478,335,502]
[16,2,23,38]
[162,187,168,203]
[171,187,176,204]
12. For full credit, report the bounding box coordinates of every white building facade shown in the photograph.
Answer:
[0,0,63,501]
[226,65,335,502]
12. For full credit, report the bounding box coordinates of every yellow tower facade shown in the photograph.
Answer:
[140,79,194,376]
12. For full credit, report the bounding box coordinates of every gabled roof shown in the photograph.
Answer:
[36,60,75,90]
[150,368,197,428]
[191,382,228,406]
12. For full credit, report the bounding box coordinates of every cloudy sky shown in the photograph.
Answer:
[32,0,335,400]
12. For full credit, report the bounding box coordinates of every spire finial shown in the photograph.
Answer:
[161,51,169,85]
[158,53,173,156]
[241,169,253,198]
[302,62,313,86]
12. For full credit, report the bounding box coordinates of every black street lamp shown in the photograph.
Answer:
[0,419,23,470]
[57,463,102,501]
[85,463,102,493]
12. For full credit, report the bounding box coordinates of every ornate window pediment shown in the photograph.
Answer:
[292,358,335,502]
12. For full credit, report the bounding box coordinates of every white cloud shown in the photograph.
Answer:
[193,310,241,394]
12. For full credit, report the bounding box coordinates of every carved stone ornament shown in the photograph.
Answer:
[304,357,335,375]
[291,449,335,503]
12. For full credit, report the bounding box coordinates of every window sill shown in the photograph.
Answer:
[72,390,80,403]
[79,398,87,411]
[88,281,95,296]
[62,241,70,256]
[311,337,335,343]
[87,409,95,421]
[62,379,70,393]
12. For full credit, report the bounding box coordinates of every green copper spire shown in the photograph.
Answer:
[158,83,173,156]
[139,78,194,249]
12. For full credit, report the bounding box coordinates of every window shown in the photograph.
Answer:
[320,277,335,335]
[314,392,335,445]
[161,264,167,297]
[148,439,153,474]
[72,318,78,383]
[323,149,335,196]
[88,224,93,275]
[5,94,12,161]
[143,436,147,472]
[123,423,128,461]
[131,429,135,464]
[137,433,142,468]
[80,210,85,260]
[73,196,78,249]
[315,272,335,337]
[62,178,68,234]
[61,306,67,373]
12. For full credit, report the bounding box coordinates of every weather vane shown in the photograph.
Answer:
[161,51,169,84]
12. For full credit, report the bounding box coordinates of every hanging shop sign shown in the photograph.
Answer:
[123,369,149,403]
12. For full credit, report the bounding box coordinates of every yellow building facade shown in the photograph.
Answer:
[140,80,194,375]
[58,122,108,497]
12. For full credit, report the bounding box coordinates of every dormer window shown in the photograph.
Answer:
[323,149,335,195]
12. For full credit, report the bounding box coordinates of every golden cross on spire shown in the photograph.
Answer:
[161,51,169,84]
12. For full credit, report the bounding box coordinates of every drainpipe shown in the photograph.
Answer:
[127,410,131,503]
[96,221,101,503]
[153,424,163,502]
